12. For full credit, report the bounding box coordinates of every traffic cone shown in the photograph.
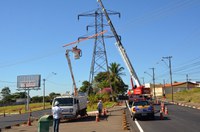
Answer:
[165,106,168,115]
[19,108,22,114]
[30,109,32,117]
[3,110,5,117]
[161,102,165,112]
[96,113,100,122]
[160,110,164,120]
[27,117,31,126]
[27,109,32,126]
[103,108,107,116]
[156,100,159,104]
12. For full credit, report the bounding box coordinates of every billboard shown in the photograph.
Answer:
[17,75,41,88]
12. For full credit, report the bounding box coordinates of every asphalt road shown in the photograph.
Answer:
[136,103,200,132]
[0,106,129,132]
[1,103,200,132]
[0,109,51,129]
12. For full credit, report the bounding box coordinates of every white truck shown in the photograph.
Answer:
[52,94,87,119]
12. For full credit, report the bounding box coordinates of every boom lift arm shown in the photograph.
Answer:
[63,30,107,96]
[97,0,141,87]
[65,49,78,96]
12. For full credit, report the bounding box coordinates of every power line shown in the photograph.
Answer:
[119,0,200,32]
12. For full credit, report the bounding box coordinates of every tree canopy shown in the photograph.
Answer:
[90,62,128,95]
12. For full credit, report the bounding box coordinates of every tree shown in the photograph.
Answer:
[12,92,27,99]
[1,87,12,103]
[49,92,60,100]
[79,81,91,93]
[1,87,11,98]
[92,62,128,95]
[109,62,125,80]
[31,96,43,103]
[109,62,127,94]
[94,72,110,90]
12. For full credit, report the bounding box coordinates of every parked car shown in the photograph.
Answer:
[130,100,154,120]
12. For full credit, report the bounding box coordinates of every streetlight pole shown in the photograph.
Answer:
[43,72,56,109]
[162,56,173,102]
[43,78,46,110]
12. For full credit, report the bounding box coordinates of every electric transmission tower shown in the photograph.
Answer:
[78,7,120,91]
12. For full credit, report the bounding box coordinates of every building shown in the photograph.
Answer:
[145,82,198,97]
[163,82,198,95]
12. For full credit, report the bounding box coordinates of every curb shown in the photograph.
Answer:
[0,116,36,131]
[122,109,130,130]
[165,101,200,110]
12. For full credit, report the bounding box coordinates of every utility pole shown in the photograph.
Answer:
[150,68,156,100]
[141,77,145,85]
[186,74,189,90]
[144,70,155,99]
[162,56,173,102]
[163,79,166,97]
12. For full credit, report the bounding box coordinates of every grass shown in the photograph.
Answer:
[86,101,116,112]
[166,88,200,103]
[0,101,116,114]
[0,103,51,114]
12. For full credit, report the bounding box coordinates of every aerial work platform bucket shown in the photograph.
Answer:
[72,46,82,59]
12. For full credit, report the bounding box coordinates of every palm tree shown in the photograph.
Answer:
[109,62,126,94]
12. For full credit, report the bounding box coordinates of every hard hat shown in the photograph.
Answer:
[55,101,59,106]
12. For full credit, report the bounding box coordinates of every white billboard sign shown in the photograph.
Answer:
[17,75,41,88]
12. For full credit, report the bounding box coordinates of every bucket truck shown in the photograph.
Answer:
[52,47,87,119]
[52,31,107,119]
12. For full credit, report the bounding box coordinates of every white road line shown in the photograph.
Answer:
[135,118,144,132]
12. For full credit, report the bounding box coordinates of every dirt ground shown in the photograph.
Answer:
[2,106,129,132]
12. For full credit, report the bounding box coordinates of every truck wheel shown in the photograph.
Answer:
[80,109,87,117]
[150,114,155,120]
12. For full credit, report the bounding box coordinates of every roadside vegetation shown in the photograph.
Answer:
[0,103,51,114]
[0,62,125,115]
[0,100,116,115]
[166,88,200,103]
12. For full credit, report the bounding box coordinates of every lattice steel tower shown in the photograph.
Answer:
[78,7,120,89]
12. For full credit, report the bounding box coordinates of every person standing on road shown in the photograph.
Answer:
[97,100,103,116]
[52,101,62,132]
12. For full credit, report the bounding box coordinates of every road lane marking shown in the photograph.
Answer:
[135,119,144,132]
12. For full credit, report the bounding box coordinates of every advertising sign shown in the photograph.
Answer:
[17,75,41,88]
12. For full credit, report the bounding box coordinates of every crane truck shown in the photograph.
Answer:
[98,0,154,119]
[97,0,151,103]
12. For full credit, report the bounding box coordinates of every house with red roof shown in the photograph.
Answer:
[145,82,198,97]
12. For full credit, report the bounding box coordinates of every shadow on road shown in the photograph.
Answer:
[137,115,170,121]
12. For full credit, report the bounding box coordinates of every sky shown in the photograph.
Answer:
[0,0,200,97]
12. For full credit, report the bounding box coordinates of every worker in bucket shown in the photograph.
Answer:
[97,100,103,116]
[52,101,62,132]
